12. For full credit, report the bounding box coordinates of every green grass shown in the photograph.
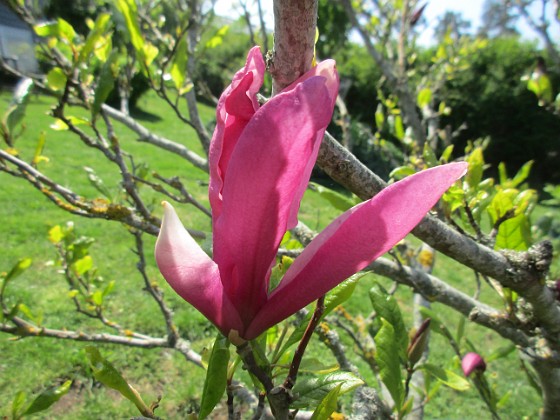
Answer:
[0,90,546,419]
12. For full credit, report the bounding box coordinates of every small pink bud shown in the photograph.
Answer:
[461,352,486,377]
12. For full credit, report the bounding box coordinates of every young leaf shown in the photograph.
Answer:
[420,363,470,391]
[199,336,230,419]
[11,391,27,420]
[309,182,360,212]
[115,0,144,52]
[370,284,408,361]
[417,87,432,109]
[310,383,343,420]
[375,318,404,411]
[495,214,532,251]
[5,258,32,283]
[23,380,72,416]
[92,51,118,118]
[275,275,361,360]
[46,68,67,91]
[85,347,152,417]
[291,372,363,409]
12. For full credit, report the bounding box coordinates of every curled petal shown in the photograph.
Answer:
[246,162,468,339]
[209,46,265,218]
[213,76,337,327]
[155,202,243,335]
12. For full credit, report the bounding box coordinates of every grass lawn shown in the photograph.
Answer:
[0,89,545,418]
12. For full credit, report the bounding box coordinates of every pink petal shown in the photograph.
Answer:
[282,60,339,228]
[246,162,468,339]
[155,202,244,335]
[209,46,265,218]
[213,76,337,327]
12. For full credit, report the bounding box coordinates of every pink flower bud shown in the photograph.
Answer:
[461,352,486,377]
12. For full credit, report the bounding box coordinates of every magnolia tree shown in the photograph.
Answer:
[1,0,559,419]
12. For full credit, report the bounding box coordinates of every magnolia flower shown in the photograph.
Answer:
[462,352,487,377]
[155,46,468,341]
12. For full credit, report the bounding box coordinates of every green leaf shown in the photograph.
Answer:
[509,161,533,188]
[85,347,152,417]
[72,256,93,275]
[275,275,361,360]
[495,213,531,251]
[394,115,404,141]
[417,87,432,109]
[422,143,438,167]
[466,147,484,187]
[375,318,404,411]
[310,383,343,420]
[309,182,360,212]
[11,391,27,420]
[84,166,113,199]
[47,67,67,91]
[205,25,230,49]
[298,358,340,375]
[375,104,385,130]
[324,274,362,315]
[487,344,516,363]
[24,380,72,415]
[115,0,144,52]
[80,13,112,63]
[34,22,59,37]
[56,18,76,42]
[369,284,408,361]
[389,166,416,180]
[92,51,118,118]
[439,145,454,163]
[5,258,32,283]
[420,364,470,391]
[32,131,48,166]
[170,37,188,90]
[48,225,64,244]
[291,372,363,409]
[199,336,230,419]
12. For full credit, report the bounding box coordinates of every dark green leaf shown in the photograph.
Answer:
[375,319,404,411]
[24,380,72,415]
[199,336,230,419]
[369,284,408,361]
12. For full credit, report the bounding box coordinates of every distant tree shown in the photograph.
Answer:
[434,11,471,41]
[479,0,520,38]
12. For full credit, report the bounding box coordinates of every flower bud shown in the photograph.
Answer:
[461,352,486,377]
[407,318,431,367]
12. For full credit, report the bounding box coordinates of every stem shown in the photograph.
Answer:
[284,296,325,389]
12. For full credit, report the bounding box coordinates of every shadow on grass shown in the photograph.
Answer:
[130,106,162,122]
